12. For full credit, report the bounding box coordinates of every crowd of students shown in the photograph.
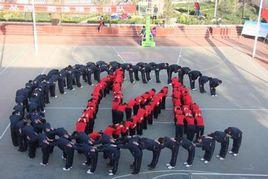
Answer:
[9,60,241,176]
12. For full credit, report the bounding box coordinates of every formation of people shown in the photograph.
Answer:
[9,60,238,176]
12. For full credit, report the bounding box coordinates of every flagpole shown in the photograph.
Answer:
[32,0,38,55]
[252,0,264,58]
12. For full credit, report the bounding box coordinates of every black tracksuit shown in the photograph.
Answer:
[180,138,195,165]
[10,113,23,146]
[140,137,163,169]
[224,127,242,154]
[180,67,191,84]
[188,70,202,90]
[167,64,180,84]
[196,136,215,161]
[39,134,54,164]
[118,138,143,174]
[21,125,39,158]
[208,131,229,158]
[97,144,120,175]
[76,143,98,173]
[209,78,222,96]
[198,76,210,93]
[162,137,180,167]
[154,63,169,83]
[55,137,75,169]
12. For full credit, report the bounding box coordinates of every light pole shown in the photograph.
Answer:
[32,0,38,55]
[252,0,264,58]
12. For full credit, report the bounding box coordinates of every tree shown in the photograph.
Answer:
[163,0,173,20]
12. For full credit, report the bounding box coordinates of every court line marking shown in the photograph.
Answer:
[0,45,30,75]
[176,47,182,64]
[111,46,126,63]
[152,172,268,179]
[112,170,206,179]
[0,123,10,140]
[0,46,60,141]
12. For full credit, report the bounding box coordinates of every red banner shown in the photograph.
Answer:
[262,8,268,22]
[0,3,137,14]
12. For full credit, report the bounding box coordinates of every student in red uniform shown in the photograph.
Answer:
[103,125,115,137]
[128,119,137,136]
[113,123,124,139]
[175,114,185,138]
[75,117,87,133]
[126,98,135,119]
[144,104,153,126]
[133,96,142,115]
[185,116,196,141]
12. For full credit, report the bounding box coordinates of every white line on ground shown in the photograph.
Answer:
[112,170,206,179]
[0,46,30,75]
[111,46,126,63]
[191,172,268,177]
[176,47,182,64]
[152,172,268,179]
[0,123,10,140]
[112,170,268,179]
[0,46,59,141]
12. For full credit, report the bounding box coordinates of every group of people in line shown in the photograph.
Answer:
[9,60,239,176]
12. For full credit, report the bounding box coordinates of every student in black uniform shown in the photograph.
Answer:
[139,137,163,169]
[73,66,83,88]
[126,64,134,83]
[55,136,75,171]
[75,142,98,174]
[132,64,140,81]
[179,137,195,167]
[196,135,215,164]
[167,64,180,84]
[208,131,229,160]
[145,63,153,82]
[40,132,55,166]
[158,137,180,169]
[66,66,75,90]
[198,76,210,93]
[58,73,66,94]
[86,63,94,86]
[180,67,191,84]
[10,111,23,146]
[209,78,222,97]
[137,62,147,83]
[224,127,242,156]
[154,63,169,83]
[118,136,143,174]
[97,143,120,176]
[188,70,202,90]
[21,122,40,158]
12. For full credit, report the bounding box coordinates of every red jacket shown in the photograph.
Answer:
[114,124,124,136]
[132,115,141,124]
[103,126,115,136]
[75,121,86,132]
[195,116,204,126]
[89,132,100,140]
[175,114,185,126]
[145,105,152,116]
[185,116,195,126]
[183,94,192,105]
[127,98,136,108]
